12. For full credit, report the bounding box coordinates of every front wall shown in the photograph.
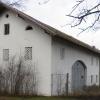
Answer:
[0,11,52,96]
[52,37,99,95]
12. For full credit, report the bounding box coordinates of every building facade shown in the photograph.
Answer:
[0,3,100,96]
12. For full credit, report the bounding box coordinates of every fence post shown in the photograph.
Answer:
[66,73,69,95]
[99,58,100,87]
[59,74,62,95]
[51,74,53,96]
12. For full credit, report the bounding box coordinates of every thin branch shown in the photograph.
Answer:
[66,0,100,34]
[67,10,100,20]
[9,0,22,7]
[88,3,100,12]
[77,14,100,36]
[38,0,50,5]
[70,0,85,15]
[71,18,83,27]
[0,0,24,8]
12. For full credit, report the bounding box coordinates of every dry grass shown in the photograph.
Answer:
[0,96,77,100]
[0,96,99,100]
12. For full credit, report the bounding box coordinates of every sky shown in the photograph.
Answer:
[5,0,100,49]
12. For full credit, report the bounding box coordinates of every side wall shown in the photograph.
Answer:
[0,11,52,96]
[51,37,99,95]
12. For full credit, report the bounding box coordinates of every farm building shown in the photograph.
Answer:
[0,2,100,96]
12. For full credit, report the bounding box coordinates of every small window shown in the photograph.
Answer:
[91,75,93,84]
[3,49,9,61]
[96,75,98,83]
[60,48,65,60]
[25,47,32,60]
[91,55,93,65]
[25,26,33,30]
[4,24,10,35]
[6,14,9,18]
[96,57,98,66]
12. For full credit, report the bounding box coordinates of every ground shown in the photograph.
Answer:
[0,96,99,100]
[0,96,78,100]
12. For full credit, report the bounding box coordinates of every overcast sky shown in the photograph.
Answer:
[6,0,100,49]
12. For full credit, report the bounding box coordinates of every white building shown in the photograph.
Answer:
[0,2,100,96]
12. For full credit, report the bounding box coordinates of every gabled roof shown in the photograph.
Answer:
[0,2,100,55]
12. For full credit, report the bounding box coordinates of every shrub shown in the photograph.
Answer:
[0,56,38,96]
[83,85,100,96]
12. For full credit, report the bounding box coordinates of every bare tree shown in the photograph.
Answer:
[0,56,38,96]
[67,0,100,33]
[0,0,25,7]
[0,0,50,7]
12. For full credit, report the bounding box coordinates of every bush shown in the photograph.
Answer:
[83,85,100,96]
[0,56,38,96]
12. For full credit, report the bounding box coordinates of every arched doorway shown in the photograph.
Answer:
[72,60,87,92]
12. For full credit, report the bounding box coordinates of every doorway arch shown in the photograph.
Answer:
[72,60,87,92]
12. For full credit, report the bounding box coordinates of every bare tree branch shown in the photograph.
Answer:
[67,10,100,19]
[0,0,24,7]
[67,0,100,33]
[9,0,23,7]
[69,0,85,15]
[38,0,50,5]
[77,14,100,35]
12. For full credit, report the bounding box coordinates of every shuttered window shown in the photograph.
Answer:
[4,24,9,35]
[25,47,32,60]
[3,49,9,61]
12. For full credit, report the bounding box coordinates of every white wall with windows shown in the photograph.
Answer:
[0,10,52,96]
[51,38,100,94]
[0,8,100,96]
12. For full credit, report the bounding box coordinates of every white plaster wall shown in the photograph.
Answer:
[52,38,100,94]
[0,11,52,96]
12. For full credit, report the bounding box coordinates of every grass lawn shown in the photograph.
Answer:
[0,96,79,100]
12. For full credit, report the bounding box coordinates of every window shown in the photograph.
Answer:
[25,47,32,60]
[4,24,9,35]
[96,57,98,66]
[91,55,93,65]
[60,48,65,60]
[3,49,9,61]
[91,75,93,84]
[25,26,33,30]
[5,14,9,18]
[96,75,98,83]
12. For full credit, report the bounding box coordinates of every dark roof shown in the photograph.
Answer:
[0,2,100,55]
